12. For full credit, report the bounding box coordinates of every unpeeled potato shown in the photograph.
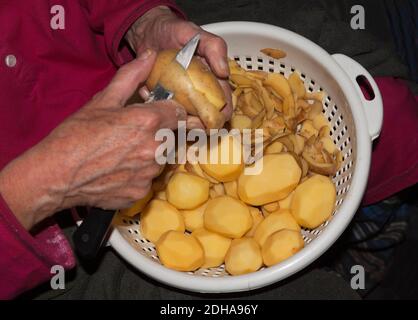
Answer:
[192,228,232,268]
[140,200,185,243]
[253,210,300,247]
[225,238,263,275]
[290,175,336,228]
[238,153,302,206]
[166,172,210,210]
[156,231,204,271]
[204,196,252,238]
[262,229,304,266]
[147,49,226,129]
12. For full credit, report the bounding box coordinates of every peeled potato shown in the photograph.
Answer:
[156,231,204,271]
[238,154,302,206]
[290,175,336,228]
[181,201,208,232]
[175,164,187,173]
[225,238,263,275]
[200,134,244,182]
[262,201,279,213]
[119,189,153,217]
[204,196,252,238]
[262,229,304,266]
[253,210,300,247]
[223,180,239,199]
[192,228,232,268]
[245,207,264,237]
[140,200,185,243]
[147,49,226,129]
[166,172,210,210]
[278,191,294,210]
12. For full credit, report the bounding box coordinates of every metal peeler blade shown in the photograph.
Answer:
[175,33,201,70]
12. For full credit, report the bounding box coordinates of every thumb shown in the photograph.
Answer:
[100,49,157,108]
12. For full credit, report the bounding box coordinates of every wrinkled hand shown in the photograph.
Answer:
[125,6,232,128]
[0,50,186,229]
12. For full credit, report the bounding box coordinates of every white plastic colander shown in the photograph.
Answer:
[108,22,383,293]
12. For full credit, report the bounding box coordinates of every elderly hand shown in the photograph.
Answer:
[125,6,232,128]
[0,50,186,230]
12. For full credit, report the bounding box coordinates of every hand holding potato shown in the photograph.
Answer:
[125,6,232,128]
[0,51,187,229]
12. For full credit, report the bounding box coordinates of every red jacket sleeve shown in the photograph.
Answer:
[78,0,186,66]
[0,195,75,299]
[362,78,418,205]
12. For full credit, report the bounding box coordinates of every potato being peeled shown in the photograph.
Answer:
[147,49,226,129]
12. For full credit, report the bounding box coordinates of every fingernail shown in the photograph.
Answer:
[138,49,153,60]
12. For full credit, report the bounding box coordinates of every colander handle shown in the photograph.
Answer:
[332,54,383,141]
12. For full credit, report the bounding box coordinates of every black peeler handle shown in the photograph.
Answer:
[72,207,115,260]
